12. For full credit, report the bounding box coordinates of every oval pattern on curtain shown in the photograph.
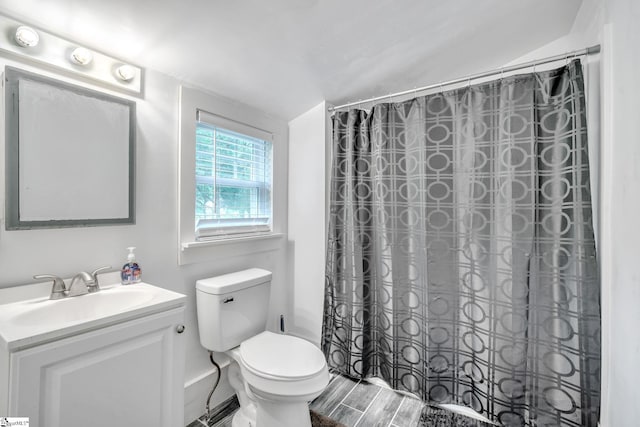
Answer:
[322,60,600,427]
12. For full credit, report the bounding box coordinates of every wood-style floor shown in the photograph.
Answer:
[188,374,492,427]
[310,375,423,426]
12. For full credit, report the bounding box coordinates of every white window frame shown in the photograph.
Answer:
[178,86,284,264]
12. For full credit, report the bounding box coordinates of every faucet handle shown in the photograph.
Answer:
[89,266,112,293]
[34,274,67,300]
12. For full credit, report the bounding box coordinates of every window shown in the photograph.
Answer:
[179,85,284,264]
[195,110,272,239]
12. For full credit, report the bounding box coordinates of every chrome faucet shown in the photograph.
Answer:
[34,266,111,299]
[68,271,94,297]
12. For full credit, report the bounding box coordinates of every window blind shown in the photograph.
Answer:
[195,112,272,239]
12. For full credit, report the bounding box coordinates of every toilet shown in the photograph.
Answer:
[195,268,329,427]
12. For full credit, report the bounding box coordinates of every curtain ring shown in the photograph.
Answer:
[500,67,505,81]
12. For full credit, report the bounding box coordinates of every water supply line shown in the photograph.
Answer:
[198,351,221,426]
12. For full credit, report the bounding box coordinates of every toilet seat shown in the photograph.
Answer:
[240,331,326,380]
[233,331,329,399]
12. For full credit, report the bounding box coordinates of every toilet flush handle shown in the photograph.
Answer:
[223,297,234,303]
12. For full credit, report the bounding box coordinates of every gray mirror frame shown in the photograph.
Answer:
[4,67,136,229]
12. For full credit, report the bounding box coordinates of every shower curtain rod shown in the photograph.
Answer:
[329,44,601,112]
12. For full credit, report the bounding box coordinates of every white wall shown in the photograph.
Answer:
[0,57,289,425]
[504,0,603,63]
[287,101,329,345]
[601,0,640,425]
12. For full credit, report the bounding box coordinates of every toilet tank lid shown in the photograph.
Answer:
[196,268,272,295]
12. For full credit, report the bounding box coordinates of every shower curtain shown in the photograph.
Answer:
[322,60,600,427]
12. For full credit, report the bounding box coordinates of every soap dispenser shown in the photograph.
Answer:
[121,247,142,285]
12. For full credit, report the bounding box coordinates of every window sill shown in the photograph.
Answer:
[181,233,284,251]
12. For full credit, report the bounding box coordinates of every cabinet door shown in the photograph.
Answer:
[9,307,185,427]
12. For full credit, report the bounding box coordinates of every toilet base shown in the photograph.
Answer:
[226,359,320,427]
[254,397,312,427]
[231,407,255,427]
[228,362,256,427]
[231,399,312,427]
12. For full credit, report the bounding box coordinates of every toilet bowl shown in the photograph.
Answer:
[195,269,329,427]
[227,332,329,427]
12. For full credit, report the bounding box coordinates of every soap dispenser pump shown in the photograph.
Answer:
[121,246,142,285]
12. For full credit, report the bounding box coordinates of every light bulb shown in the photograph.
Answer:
[115,64,136,81]
[15,26,39,47]
[70,47,93,65]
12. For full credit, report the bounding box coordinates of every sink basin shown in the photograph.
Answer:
[14,288,155,326]
[0,274,186,351]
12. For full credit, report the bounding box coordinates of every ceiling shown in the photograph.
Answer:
[0,0,582,120]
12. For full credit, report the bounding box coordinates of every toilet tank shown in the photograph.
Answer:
[196,268,272,352]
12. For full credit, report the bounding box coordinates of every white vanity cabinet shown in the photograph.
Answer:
[6,307,185,427]
[0,280,187,427]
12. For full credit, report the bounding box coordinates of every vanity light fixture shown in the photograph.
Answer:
[0,14,143,94]
[69,47,93,66]
[115,64,136,82]
[14,25,39,47]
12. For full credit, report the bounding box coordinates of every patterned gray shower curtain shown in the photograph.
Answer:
[322,60,600,427]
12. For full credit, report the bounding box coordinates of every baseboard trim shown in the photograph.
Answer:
[186,395,239,427]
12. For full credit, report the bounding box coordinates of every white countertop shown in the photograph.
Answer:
[0,274,186,351]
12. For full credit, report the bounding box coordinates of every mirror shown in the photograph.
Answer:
[4,67,135,229]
